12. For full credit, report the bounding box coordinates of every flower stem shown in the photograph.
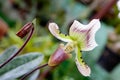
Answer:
[20,63,48,80]
[0,27,34,68]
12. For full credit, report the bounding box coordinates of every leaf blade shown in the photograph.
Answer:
[0,52,44,80]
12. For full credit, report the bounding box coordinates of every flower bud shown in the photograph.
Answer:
[48,44,71,66]
[16,22,33,38]
[0,20,8,39]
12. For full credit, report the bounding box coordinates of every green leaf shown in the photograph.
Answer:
[0,46,18,64]
[0,52,44,80]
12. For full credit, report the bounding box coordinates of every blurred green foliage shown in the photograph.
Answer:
[0,0,120,80]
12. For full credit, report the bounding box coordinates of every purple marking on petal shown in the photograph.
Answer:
[73,27,77,31]
[79,30,88,33]
[86,28,92,45]
[77,27,93,49]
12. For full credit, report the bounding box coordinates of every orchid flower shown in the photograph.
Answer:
[48,19,100,76]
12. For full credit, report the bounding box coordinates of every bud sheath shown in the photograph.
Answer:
[48,44,71,66]
[16,22,33,38]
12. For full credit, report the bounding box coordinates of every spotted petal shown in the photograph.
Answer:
[49,23,72,42]
[75,47,91,76]
[69,19,100,51]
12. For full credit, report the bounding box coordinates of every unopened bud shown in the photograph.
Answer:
[16,22,33,38]
[48,44,71,66]
[0,20,8,39]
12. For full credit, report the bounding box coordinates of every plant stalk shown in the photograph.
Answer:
[0,27,34,68]
[91,0,117,20]
[20,63,48,80]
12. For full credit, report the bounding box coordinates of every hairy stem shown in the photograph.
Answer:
[0,27,34,68]
[20,63,48,80]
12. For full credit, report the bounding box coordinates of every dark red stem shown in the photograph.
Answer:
[20,63,48,80]
[0,27,34,68]
[91,0,117,20]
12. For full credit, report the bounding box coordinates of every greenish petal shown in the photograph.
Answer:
[69,19,100,51]
[75,47,91,76]
[49,23,72,42]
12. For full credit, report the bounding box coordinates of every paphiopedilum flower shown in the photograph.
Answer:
[48,19,100,76]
